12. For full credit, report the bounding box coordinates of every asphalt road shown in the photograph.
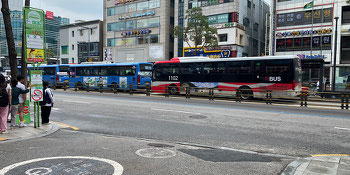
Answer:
[1,90,349,175]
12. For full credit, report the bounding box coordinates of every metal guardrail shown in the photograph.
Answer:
[53,82,350,110]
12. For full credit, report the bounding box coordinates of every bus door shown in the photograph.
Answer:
[58,65,70,85]
[68,66,78,87]
[138,64,153,87]
[119,66,137,90]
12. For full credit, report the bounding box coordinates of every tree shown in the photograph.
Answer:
[21,0,30,85]
[174,7,218,56]
[1,0,17,79]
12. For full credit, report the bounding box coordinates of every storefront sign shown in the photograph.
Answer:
[184,47,232,58]
[297,54,326,59]
[115,0,137,4]
[121,29,151,36]
[276,28,332,37]
[46,11,54,19]
[119,10,155,20]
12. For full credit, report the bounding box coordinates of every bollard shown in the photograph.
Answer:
[266,90,272,104]
[165,86,169,98]
[346,94,349,110]
[186,87,190,99]
[235,89,241,102]
[129,85,133,95]
[113,84,118,94]
[74,83,77,91]
[86,83,90,92]
[209,88,214,101]
[341,93,345,109]
[53,82,57,90]
[99,83,103,93]
[146,85,150,96]
[300,91,305,107]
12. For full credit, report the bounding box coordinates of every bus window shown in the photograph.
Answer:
[43,67,56,75]
[99,67,108,76]
[107,66,120,76]
[139,64,152,77]
[121,66,135,76]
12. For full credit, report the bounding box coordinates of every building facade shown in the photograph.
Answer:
[59,20,103,64]
[0,9,69,66]
[271,0,350,91]
[174,0,269,58]
[103,0,174,63]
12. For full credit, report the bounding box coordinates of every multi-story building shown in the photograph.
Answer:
[0,0,23,11]
[174,0,269,58]
[0,9,69,66]
[103,0,174,62]
[271,0,350,91]
[59,20,103,64]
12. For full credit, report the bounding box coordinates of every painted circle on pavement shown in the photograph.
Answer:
[136,148,176,159]
[0,156,123,175]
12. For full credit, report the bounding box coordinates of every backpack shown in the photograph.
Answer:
[40,88,53,106]
[0,89,9,107]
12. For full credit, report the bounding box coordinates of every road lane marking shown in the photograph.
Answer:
[334,127,350,131]
[62,100,91,104]
[0,138,7,141]
[51,121,79,130]
[311,154,349,157]
[0,156,123,175]
[151,108,201,115]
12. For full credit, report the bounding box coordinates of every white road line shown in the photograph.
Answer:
[152,108,201,115]
[334,127,350,131]
[62,100,91,104]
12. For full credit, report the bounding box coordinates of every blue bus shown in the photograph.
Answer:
[68,62,152,90]
[22,64,70,87]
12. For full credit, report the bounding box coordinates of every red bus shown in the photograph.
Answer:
[151,56,302,99]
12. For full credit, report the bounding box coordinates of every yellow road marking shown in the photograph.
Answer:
[51,121,79,131]
[311,154,349,157]
[0,137,7,141]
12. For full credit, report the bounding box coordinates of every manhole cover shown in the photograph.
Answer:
[0,156,123,175]
[136,148,176,158]
[147,143,174,148]
[189,115,207,119]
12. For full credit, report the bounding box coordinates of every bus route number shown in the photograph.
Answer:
[169,76,178,81]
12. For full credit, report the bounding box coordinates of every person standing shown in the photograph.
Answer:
[9,79,30,130]
[40,81,54,125]
[0,74,9,134]
[16,76,27,127]
[6,79,12,123]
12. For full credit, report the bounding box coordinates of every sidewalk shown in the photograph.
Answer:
[0,122,58,143]
[282,155,350,175]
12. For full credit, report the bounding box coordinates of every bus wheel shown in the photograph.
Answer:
[168,85,179,95]
[239,86,253,100]
[77,82,84,90]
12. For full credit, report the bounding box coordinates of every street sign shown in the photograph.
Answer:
[23,7,46,64]
[30,70,43,102]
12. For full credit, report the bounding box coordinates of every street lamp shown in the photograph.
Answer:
[332,17,339,92]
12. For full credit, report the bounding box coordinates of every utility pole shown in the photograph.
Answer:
[1,0,18,79]
[332,17,339,92]
[21,0,30,85]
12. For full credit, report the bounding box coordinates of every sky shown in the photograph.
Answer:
[30,0,103,23]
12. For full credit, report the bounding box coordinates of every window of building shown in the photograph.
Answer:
[137,19,148,28]
[126,20,136,30]
[137,1,149,11]
[253,23,258,31]
[219,34,228,42]
[149,0,160,9]
[115,6,126,15]
[72,31,74,37]
[342,6,350,24]
[61,58,68,64]
[148,17,160,27]
[61,46,68,54]
[247,0,251,8]
[72,45,74,50]
[107,7,115,16]
[107,38,115,47]
[243,17,250,27]
[341,36,350,64]
[80,30,83,36]
[150,35,159,43]
[72,58,74,63]
[128,3,137,12]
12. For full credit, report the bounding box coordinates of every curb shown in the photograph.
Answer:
[0,123,59,143]
[281,157,310,175]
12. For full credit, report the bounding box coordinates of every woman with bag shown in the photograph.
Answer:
[0,74,9,134]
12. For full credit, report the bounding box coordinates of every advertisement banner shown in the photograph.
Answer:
[27,49,44,62]
[83,77,107,87]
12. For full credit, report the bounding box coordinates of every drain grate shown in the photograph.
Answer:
[148,143,174,148]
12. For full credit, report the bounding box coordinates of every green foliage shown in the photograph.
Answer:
[174,7,218,53]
